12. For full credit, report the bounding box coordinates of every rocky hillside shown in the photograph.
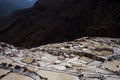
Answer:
[0,37,120,80]
[0,0,120,48]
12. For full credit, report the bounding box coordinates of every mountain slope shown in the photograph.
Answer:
[0,0,37,16]
[0,0,120,48]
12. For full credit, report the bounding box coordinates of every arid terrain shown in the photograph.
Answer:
[0,0,120,48]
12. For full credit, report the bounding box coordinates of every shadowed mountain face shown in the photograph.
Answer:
[0,0,120,48]
[0,0,37,17]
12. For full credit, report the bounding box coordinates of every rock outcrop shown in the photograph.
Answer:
[0,37,120,80]
[0,0,120,48]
